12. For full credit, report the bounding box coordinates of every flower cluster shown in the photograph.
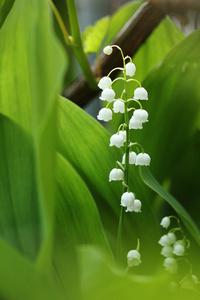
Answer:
[97,45,151,217]
[159,216,190,274]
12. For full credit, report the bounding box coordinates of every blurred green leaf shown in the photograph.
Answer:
[82,16,110,54]
[0,0,66,262]
[139,167,200,246]
[0,238,63,300]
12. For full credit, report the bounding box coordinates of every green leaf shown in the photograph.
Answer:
[0,238,63,300]
[0,0,66,262]
[139,167,200,246]
[52,153,112,299]
[82,16,110,54]
[0,0,5,8]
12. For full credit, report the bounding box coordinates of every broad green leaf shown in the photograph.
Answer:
[139,167,200,246]
[55,152,111,249]
[0,0,14,28]
[57,96,160,270]
[0,0,66,262]
[53,153,112,299]
[105,1,142,45]
[0,238,63,300]
[82,16,110,54]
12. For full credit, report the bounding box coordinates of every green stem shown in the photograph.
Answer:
[66,0,97,88]
[117,56,129,266]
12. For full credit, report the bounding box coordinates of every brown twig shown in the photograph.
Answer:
[63,1,166,107]
[148,0,200,13]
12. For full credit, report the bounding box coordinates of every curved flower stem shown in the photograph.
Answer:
[126,78,142,87]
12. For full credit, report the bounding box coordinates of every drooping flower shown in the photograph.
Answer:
[163,257,178,274]
[110,133,125,148]
[118,130,126,143]
[121,192,135,208]
[168,232,176,244]
[98,76,112,90]
[131,199,142,213]
[160,216,171,229]
[103,46,113,55]
[109,168,123,182]
[173,242,185,256]
[158,235,172,247]
[122,151,137,165]
[133,109,148,123]
[161,246,173,257]
[97,108,112,122]
[100,88,115,102]
[113,99,125,113]
[129,116,143,129]
[127,250,142,267]
[134,87,148,100]
[125,62,136,77]
[135,153,151,166]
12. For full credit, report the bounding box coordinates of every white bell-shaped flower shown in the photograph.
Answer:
[127,250,141,267]
[129,116,143,129]
[122,151,137,165]
[109,168,123,182]
[118,130,126,142]
[131,199,142,213]
[100,88,115,102]
[134,87,148,100]
[121,192,135,208]
[98,76,112,90]
[97,108,112,122]
[103,46,113,55]
[133,109,148,123]
[125,62,136,77]
[135,153,151,166]
[168,232,176,244]
[173,242,185,256]
[110,133,125,148]
[160,216,171,229]
[158,235,172,247]
[161,246,173,257]
[163,257,178,274]
[113,99,125,113]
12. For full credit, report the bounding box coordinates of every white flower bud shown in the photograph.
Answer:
[125,62,136,77]
[161,246,173,257]
[113,99,125,113]
[158,235,172,247]
[129,116,143,129]
[121,192,135,208]
[160,216,171,229]
[173,243,185,256]
[97,108,112,122]
[122,151,137,165]
[110,134,125,148]
[127,250,141,267]
[163,257,178,274]
[133,109,148,123]
[103,46,113,55]
[134,87,148,100]
[98,76,112,90]
[135,153,151,166]
[109,168,123,182]
[100,88,115,102]
[168,232,176,244]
